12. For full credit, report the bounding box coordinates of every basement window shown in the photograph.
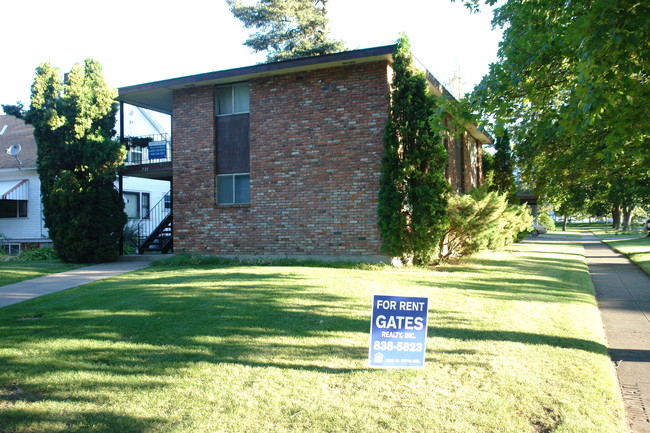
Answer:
[1,244,20,255]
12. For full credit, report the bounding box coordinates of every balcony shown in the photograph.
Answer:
[123,134,172,181]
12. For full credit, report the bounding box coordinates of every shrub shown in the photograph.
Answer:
[17,246,59,261]
[538,213,556,231]
[438,189,532,262]
[123,224,139,255]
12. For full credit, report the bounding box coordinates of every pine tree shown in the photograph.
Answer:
[378,36,450,265]
[227,0,345,62]
[490,128,518,204]
[7,60,126,263]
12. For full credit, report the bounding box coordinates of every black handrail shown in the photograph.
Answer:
[137,191,171,250]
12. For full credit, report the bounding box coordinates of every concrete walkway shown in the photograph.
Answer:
[0,256,159,308]
[580,231,650,433]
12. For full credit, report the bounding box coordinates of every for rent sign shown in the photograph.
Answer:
[368,295,429,368]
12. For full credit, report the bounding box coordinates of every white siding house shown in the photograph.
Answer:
[0,115,50,254]
[0,107,171,255]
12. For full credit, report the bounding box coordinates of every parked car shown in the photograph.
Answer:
[531,225,547,237]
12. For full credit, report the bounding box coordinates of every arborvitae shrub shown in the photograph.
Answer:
[378,35,449,265]
[439,189,532,261]
[538,213,556,231]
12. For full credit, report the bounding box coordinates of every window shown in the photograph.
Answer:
[0,200,27,218]
[141,193,150,218]
[217,174,250,205]
[215,82,250,205]
[124,192,150,219]
[126,146,143,164]
[216,83,250,116]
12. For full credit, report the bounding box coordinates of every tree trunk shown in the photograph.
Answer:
[562,216,568,231]
[622,206,634,232]
[611,205,621,230]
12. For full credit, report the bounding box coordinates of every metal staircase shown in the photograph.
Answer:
[137,191,173,254]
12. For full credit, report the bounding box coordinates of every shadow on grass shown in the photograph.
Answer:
[428,327,607,355]
[0,256,607,432]
[0,404,161,433]
[423,258,595,304]
[0,268,375,431]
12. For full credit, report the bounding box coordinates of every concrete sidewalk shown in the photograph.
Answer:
[580,231,650,433]
[0,256,159,308]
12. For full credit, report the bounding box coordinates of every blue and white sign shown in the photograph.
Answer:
[148,141,167,160]
[369,295,429,368]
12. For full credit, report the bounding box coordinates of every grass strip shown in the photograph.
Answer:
[0,260,84,287]
[0,242,627,432]
[590,228,646,239]
[602,236,650,275]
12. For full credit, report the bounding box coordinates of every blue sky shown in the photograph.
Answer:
[1,0,501,109]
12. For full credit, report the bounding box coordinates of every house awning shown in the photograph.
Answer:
[0,179,28,200]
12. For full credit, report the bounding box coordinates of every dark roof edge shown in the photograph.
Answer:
[118,45,397,97]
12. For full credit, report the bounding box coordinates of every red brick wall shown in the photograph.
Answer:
[172,85,217,252]
[445,129,484,194]
[172,61,391,260]
[464,135,483,190]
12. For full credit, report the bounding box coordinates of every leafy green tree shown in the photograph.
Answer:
[227,0,345,62]
[4,60,126,263]
[459,0,650,222]
[378,36,449,265]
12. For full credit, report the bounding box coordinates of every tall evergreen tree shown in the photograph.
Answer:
[489,128,518,204]
[4,60,126,263]
[378,36,450,265]
[227,0,345,62]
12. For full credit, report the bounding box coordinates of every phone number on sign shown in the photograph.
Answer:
[373,341,423,352]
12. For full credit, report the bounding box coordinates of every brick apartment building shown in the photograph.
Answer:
[118,45,491,262]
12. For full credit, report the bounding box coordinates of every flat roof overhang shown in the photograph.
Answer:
[118,44,492,145]
[117,45,397,115]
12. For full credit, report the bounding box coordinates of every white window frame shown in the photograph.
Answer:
[124,191,150,219]
[1,244,21,255]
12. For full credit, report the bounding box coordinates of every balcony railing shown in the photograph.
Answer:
[124,134,172,166]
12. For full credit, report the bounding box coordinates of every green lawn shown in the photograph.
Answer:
[602,236,650,275]
[590,228,646,239]
[0,260,83,287]
[0,243,627,432]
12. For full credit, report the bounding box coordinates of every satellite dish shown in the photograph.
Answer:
[6,144,23,168]
[6,144,21,156]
